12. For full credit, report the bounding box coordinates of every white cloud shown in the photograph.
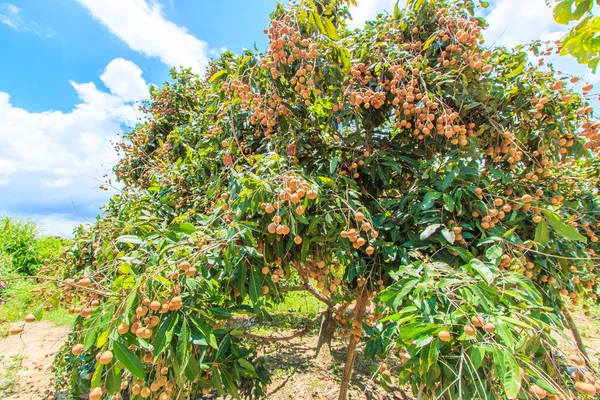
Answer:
[347,0,397,30]
[483,0,561,47]
[100,58,148,102]
[31,213,89,237]
[76,0,210,73]
[484,0,600,84]
[41,178,72,188]
[0,58,145,231]
[0,3,54,37]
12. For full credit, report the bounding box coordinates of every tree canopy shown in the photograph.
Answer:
[28,0,600,399]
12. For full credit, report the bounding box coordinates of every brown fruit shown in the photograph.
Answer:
[170,296,182,310]
[140,386,151,398]
[117,323,129,335]
[307,190,317,199]
[179,261,190,271]
[72,344,85,355]
[356,212,365,222]
[438,330,451,342]
[575,381,596,396]
[98,351,113,365]
[365,246,375,255]
[570,354,585,366]
[24,314,36,323]
[529,384,547,399]
[294,236,302,244]
[262,286,269,294]
[483,323,496,333]
[463,324,476,336]
[89,387,103,400]
[149,301,161,311]
[185,267,197,276]
[78,278,91,287]
[9,325,23,335]
[471,315,484,327]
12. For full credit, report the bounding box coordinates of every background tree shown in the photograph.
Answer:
[18,0,600,399]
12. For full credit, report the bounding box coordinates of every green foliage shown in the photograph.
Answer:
[551,0,600,71]
[47,0,600,399]
[0,216,66,276]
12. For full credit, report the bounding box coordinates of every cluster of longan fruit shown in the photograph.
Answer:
[300,259,341,296]
[337,151,370,179]
[264,175,317,236]
[340,211,378,255]
[437,316,496,343]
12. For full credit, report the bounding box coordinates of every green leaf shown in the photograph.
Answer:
[91,361,103,389]
[449,246,474,262]
[393,1,401,18]
[542,211,586,242]
[422,33,438,50]
[420,224,441,240]
[106,365,122,394]
[176,319,191,370]
[322,17,339,40]
[441,228,455,244]
[153,312,179,359]
[443,194,455,212]
[249,269,262,301]
[116,235,142,245]
[485,244,503,261]
[534,219,550,247]
[113,341,145,380]
[209,69,228,83]
[330,156,340,175]
[96,330,109,349]
[554,0,576,24]
[467,259,497,284]
[470,346,486,370]
[492,348,521,399]
[237,358,258,377]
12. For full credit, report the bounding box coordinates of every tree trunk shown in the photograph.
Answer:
[315,308,337,362]
[338,289,368,400]
[563,308,595,372]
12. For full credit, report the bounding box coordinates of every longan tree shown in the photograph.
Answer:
[20,0,600,399]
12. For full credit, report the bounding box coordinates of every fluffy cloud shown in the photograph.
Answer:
[0,58,146,236]
[0,3,55,37]
[76,0,210,73]
[100,58,149,102]
[347,0,398,30]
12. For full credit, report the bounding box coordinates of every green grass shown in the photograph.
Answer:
[0,216,73,337]
[0,354,24,397]
[271,290,323,315]
[0,277,74,337]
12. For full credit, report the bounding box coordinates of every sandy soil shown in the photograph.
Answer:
[0,322,69,399]
[0,313,598,400]
[256,335,412,400]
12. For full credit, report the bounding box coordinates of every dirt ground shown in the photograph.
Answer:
[0,313,598,400]
[256,335,412,400]
[0,322,69,399]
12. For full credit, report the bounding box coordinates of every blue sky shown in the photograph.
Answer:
[0,0,597,236]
